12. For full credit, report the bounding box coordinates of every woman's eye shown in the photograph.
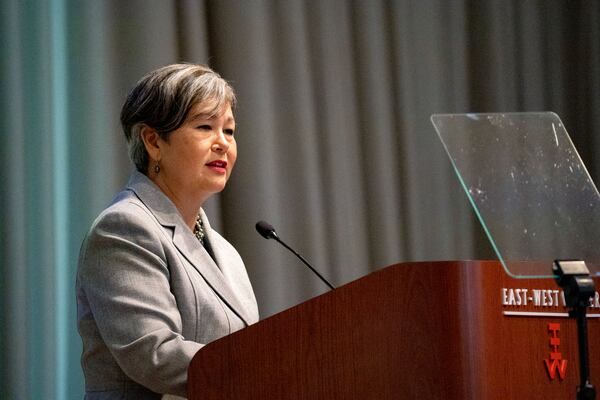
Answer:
[197,124,211,130]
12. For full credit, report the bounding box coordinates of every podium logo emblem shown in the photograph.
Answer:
[544,323,567,380]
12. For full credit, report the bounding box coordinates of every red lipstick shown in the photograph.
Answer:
[206,160,228,174]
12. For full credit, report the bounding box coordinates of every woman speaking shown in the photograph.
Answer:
[76,64,259,399]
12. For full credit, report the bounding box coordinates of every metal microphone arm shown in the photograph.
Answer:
[272,235,336,291]
[255,220,335,291]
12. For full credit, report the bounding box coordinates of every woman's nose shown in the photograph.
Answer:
[211,130,230,153]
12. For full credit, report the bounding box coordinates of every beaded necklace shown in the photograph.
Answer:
[193,214,205,246]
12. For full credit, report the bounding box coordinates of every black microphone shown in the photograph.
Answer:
[255,221,335,290]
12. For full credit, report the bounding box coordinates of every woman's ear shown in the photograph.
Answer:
[140,124,161,162]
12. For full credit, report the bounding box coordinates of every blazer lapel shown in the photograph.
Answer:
[126,171,254,326]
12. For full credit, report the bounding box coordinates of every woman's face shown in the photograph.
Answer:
[156,101,237,204]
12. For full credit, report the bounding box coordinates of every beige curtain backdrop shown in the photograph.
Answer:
[1,0,599,397]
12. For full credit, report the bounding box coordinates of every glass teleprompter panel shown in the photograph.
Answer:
[431,112,600,278]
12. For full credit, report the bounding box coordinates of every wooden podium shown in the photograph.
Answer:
[188,261,599,399]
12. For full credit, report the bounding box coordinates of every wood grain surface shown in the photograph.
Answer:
[189,261,599,399]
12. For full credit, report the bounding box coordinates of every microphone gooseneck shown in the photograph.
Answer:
[255,221,335,290]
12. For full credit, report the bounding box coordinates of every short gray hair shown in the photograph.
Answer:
[120,63,236,174]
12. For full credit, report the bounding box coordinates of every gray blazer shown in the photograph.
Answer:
[76,171,259,399]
